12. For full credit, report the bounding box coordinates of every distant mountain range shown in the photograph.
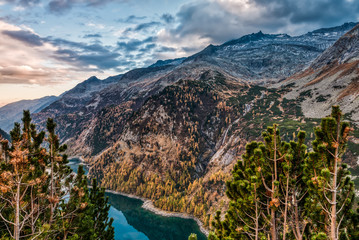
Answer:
[1,22,359,227]
[0,95,58,132]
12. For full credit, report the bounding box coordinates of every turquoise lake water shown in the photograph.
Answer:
[68,158,207,240]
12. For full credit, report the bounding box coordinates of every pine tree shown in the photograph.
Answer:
[57,165,94,239]
[221,141,267,239]
[303,106,357,239]
[284,130,308,240]
[89,178,115,240]
[211,106,358,240]
[46,118,71,224]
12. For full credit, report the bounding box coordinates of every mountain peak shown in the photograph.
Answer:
[149,57,186,68]
[86,76,100,82]
[222,30,290,47]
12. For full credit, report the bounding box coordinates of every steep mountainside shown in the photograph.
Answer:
[278,23,359,123]
[0,95,58,132]
[33,64,182,156]
[89,70,333,226]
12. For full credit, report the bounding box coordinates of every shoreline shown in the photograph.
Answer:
[69,156,86,162]
[68,156,210,236]
[105,189,210,236]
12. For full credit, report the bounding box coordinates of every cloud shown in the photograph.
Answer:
[158,46,176,52]
[83,33,102,38]
[184,1,358,41]
[117,36,157,53]
[134,21,161,31]
[0,20,125,87]
[2,0,40,7]
[54,48,122,69]
[161,13,174,24]
[47,0,129,14]
[2,29,43,46]
[118,15,147,23]
[154,0,359,58]
[0,65,50,84]
[138,43,156,52]
[252,0,359,25]
[123,21,162,35]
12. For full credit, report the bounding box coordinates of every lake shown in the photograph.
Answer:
[68,158,207,240]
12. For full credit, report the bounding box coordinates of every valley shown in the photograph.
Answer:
[1,22,359,236]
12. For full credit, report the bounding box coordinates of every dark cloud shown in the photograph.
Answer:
[83,33,102,38]
[158,46,176,52]
[172,1,242,43]
[43,37,126,69]
[253,0,359,25]
[54,47,122,69]
[123,21,161,34]
[117,39,145,52]
[118,15,147,23]
[134,21,161,31]
[138,43,156,52]
[169,0,359,44]
[117,36,157,52]
[2,30,43,46]
[48,0,73,14]
[161,13,174,24]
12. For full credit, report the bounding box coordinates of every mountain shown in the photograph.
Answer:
[38,75,121,117]
[31,22,357,158]
[0,128,10,141]
[183,22,358,82]
[277,23,359,123]
[26,22,359,228]
[0,95,58,132]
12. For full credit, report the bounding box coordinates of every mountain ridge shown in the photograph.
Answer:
[0,95,58,132]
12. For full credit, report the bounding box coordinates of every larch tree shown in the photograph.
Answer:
[0,111,114,240]
[0,114,48,240]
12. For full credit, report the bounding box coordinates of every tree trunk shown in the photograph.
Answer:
[293,193,302,240]
[255,186,259,240]
[31,187,35,234]
[283,175,289,240]
[271,126,278,240]
[15,179,20,240]
[330,117,340,240]
[50,141,54,224]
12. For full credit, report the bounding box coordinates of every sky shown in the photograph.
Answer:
[0,0,359,106]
